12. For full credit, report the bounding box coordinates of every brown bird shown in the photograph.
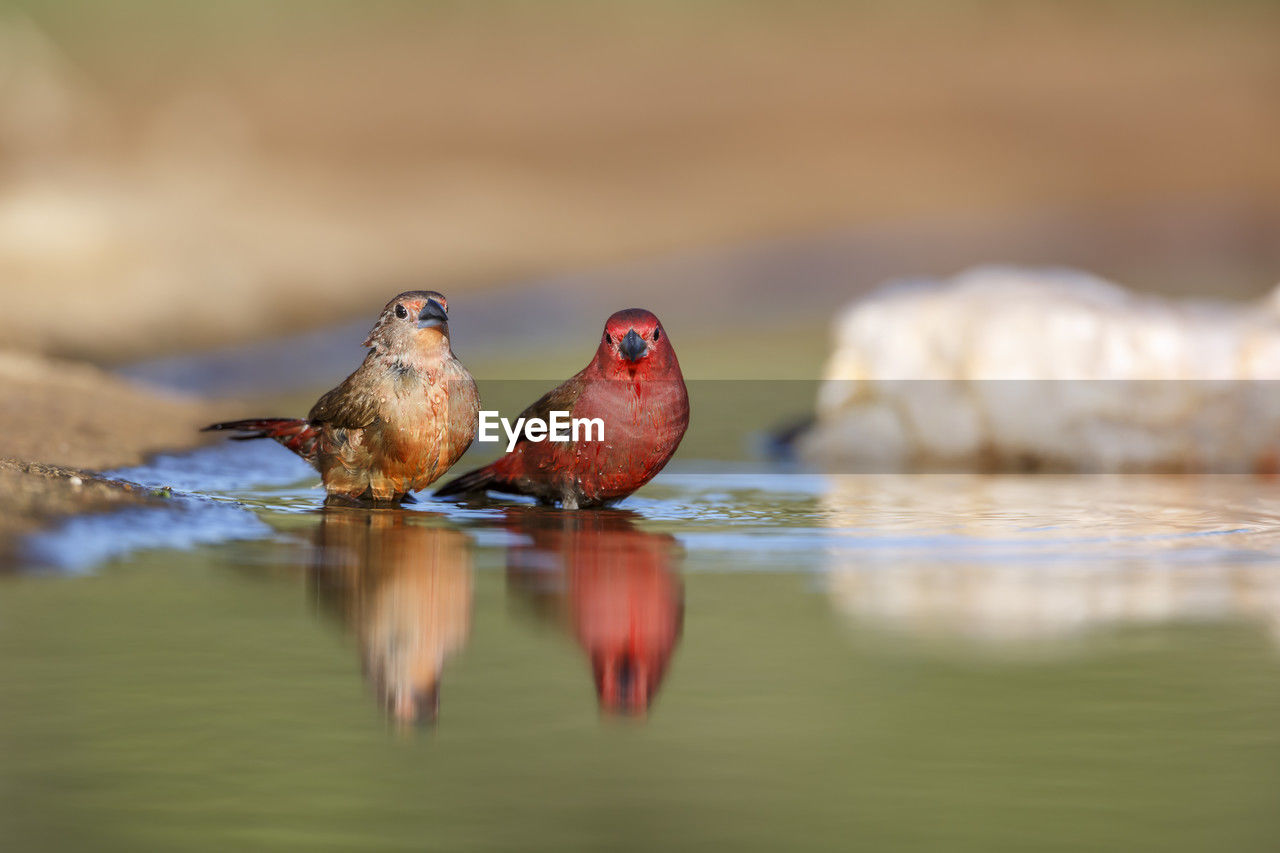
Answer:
[205,291,479,503]
[435,308,688,508]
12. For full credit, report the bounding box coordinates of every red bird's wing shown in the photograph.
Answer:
[508,372,589,447]
[434,372,588,499]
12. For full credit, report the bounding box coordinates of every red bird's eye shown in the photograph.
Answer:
[604,333,613,345]
[394,305,408,319]
[653,328,661,341]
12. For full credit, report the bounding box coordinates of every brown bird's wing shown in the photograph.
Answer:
[307,365,382,429]
[510,371,589,447]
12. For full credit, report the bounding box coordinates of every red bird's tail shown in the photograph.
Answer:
[203,418,321,463]
[434,463,504,498]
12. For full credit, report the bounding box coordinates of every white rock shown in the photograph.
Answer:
[800,266,1280,472]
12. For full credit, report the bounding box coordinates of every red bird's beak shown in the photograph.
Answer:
[618,329,648,362]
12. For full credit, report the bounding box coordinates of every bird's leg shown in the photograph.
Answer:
[324,492,370,508]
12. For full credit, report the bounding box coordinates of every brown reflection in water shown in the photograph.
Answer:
[505,509,684,716]
[310,508,472,726]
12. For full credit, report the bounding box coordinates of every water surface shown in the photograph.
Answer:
[5,447,1280,850]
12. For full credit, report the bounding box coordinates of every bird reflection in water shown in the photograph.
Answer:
[505,509,684,716]
[310,507,473,727]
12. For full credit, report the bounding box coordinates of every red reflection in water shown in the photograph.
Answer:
[505,509,684,716]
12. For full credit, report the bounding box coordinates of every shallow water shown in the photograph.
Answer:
[5,441,1280,850]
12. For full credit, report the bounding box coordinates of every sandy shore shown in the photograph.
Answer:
[0,350,228,564]
[0,350,221,469]
[0,458,170,565]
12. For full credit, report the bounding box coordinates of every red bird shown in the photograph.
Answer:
[436,308,688,508]
[205,291,479,503]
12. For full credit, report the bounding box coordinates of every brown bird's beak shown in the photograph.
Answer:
[417,299,448,329]
[619,328,647,362]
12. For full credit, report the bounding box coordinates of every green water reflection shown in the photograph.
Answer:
[5,483,1280,850]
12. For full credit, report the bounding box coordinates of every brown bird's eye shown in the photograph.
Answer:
[394,305,407,319]
[653,328,661,341]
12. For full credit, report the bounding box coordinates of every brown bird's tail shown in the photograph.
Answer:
[203,418,321,463]
[434,463,504,498]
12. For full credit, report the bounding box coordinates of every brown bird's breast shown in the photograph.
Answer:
[380,359,479,492]
[321,356,479,500]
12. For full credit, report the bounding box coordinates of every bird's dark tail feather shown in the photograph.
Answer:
[434,464,501,498]
[203,418,320,463]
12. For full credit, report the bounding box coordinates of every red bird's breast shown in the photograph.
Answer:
[563,375,688,504]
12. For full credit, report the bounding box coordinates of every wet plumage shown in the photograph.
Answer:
[205,291,479,502]
[436,308,687,508]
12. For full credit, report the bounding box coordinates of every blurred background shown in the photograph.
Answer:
[2,0,1278,370]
